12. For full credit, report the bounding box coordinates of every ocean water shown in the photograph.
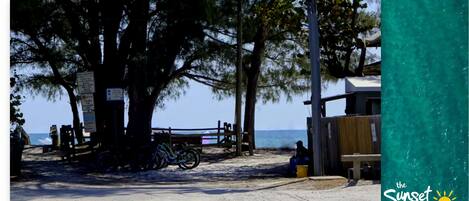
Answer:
[255,130,307,148]
[28,130,307,149]
[382,0,468,200]
[29,133,52,145]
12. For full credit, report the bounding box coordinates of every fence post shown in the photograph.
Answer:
[223,122,228,143]
[228,123,232,149]
[234,124,241,155]
[60,125,73,162]
[59,126,65,158]
[168,127,172,146]
[70,125,76,158]
[50,125,59,149]
[217,121,221,147]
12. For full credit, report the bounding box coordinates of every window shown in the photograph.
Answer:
[366,98,381,115]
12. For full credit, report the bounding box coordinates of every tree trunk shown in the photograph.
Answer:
[355,44,366,76]
[343,0,359,72]
[125,0,151,149]
[64,86,84,144]
[242,25,267,150]
[30,36,87,145]
[99,0,126,150]
[243,72,259,148]
[126,100,155,147]
[126,84,158,147]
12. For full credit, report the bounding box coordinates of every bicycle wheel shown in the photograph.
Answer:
[178,149,200,170]
[155,149,168,169]
[149,151,163,170]
[188,148,201,167]
[161,152,169,168]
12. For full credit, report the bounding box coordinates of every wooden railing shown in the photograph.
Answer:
[54,121,241,157]
[151,121,239,149]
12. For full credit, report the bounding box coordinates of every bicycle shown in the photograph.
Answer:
[152,143,200,170]
[95,143,156,172]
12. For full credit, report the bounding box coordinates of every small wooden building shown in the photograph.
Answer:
[344,76,381,115]
[304,75,381,117]
[305,76,381,176]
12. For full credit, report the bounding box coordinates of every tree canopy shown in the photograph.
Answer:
[10,73,25,129]
[190,0,310,103]
[192,0,379,101]
[11,0,88,142]
[10,0,380,151]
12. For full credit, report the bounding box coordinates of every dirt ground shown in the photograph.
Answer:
[11,146,380,201]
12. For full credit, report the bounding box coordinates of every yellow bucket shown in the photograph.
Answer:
[296,165,308,178]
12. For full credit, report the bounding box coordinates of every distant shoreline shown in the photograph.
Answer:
[27,130,309,148]
[27,129,308,134]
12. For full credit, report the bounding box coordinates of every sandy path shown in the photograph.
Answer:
[11,147,380,201]
[12,182,380,201]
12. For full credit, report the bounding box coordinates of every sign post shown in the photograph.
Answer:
[77,71,97,133]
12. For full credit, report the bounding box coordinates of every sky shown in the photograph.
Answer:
[20,79,347,133]
[19,44,382,134]
[18,1,381,133]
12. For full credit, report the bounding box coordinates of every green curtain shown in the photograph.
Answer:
[382,0,468,200]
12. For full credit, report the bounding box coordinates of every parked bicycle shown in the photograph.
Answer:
[96,142,200,172]
[95,143,155,172]
[152,143,200,170]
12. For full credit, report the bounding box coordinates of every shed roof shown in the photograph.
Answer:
[345,76,381,92]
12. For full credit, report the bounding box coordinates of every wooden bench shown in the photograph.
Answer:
[151,121,239,152]
[171,135,203,150]
[341,153,381,180]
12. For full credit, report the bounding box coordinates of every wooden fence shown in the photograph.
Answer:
[151,121,239,149]
[313,115,381,175]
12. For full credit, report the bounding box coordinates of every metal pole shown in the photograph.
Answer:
[307,0,323,176]
[235,0,243,156]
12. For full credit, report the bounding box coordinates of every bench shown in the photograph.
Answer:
[151,121,238,152]
[341,153,381,180]
[171,135,203,150]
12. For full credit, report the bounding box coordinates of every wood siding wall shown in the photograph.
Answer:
[309,115,381,175]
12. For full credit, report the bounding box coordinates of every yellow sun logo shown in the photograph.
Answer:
[433,190,456,201]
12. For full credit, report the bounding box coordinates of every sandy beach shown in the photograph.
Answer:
[11,146,380,201]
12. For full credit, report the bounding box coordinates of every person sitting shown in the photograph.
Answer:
[296,140,309,158]
[289,140,311,176]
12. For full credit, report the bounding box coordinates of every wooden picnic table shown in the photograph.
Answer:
[341,153,381,180]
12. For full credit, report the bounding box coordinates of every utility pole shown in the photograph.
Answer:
[307,0,323,176]
[235,0,243,156]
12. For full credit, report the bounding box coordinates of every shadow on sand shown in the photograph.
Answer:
[11,147,296,200]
